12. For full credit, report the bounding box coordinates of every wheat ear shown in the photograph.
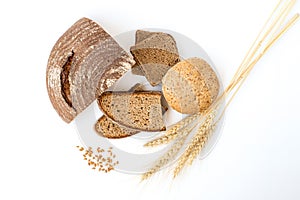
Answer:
[144,114,200,147]
[181,1,300,173]
[187,123,216,166]
[173,112,216,178]
[142,0,299,179]
[141,128,192,180]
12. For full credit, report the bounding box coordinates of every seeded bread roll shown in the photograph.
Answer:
[46,18,135,123]
[97,91,166,132]
[130,31,180,86]
[162,58,219,114]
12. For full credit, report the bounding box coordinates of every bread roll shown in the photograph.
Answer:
[162,58,219,114]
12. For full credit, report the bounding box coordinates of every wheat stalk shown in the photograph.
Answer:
[187,124,216,166]
[141,126,193,180]
[144,113,200,147]
[142,0,299,180]
[173,0,299,178]
[173,112,216,178]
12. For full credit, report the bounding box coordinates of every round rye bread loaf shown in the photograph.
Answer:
[46,18,135,123]
[162,58,220,114]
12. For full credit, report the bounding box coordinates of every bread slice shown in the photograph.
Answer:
[135,30,157,43]
[46,18,135,123]
[95,84,168,138]
[97,91,166,131]
[95,115,139,138]
[131,63,144,76]
[131,30,157,76]
[129,83,168,111]
[95,83,144,138]
[130,31,180,86]
[128,83,144,92]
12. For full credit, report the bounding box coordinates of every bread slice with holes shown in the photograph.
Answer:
[130,31,180,86]
[131,30,158,76]
[135,30,157,43]
[95,83,143,138]
[95,84,168,138]
[95,115,139,138]
[97,91,166,132]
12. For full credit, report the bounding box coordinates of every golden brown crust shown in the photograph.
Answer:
[162,58,219,114]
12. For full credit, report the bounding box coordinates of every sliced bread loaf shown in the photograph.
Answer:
[130,31,180,86]
[97,91,166,131]
[46,18,135,123]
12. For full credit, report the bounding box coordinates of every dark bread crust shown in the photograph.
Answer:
[60,51,74,108]
[46,18,135,123]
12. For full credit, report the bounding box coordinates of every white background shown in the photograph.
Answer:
[0,0,299,199]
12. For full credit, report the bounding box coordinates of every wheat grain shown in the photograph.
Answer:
[77,146,118,172]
